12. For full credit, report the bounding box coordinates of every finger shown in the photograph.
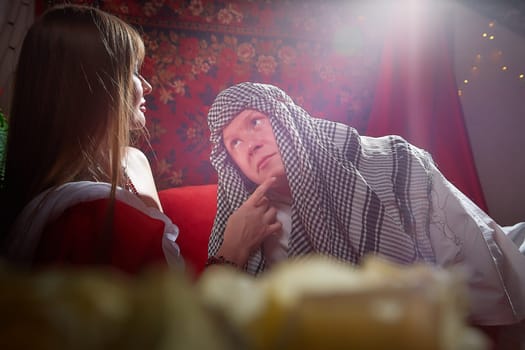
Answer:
[266,222,283,236]
[254,196,269,208]
[262,206,278,223]
[247,177,276,205]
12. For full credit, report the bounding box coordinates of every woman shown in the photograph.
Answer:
[206,82,524,342]
[0,5,182,273]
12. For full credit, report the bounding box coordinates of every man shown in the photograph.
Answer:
[206,82,525,330]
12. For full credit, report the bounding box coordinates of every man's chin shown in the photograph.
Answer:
[267,174,290,192]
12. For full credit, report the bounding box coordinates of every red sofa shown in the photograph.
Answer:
[158,184,217,277]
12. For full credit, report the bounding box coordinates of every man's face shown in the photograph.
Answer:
[222,109,286,187]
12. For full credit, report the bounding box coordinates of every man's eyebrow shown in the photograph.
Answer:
[240,110,256,121]
[223,111,257,142]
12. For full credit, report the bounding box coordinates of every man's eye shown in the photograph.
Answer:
[231,140,241,148]
[252,118,262,126]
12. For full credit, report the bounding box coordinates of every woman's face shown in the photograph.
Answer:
[131,72,152,129]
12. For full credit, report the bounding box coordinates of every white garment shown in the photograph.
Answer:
[502,222,525,254]
[262,194,292,266]
[428,165,525,325]
[5,181,183,269]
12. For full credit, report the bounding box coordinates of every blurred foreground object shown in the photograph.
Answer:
[0,256,488,350]
[0,263,233,350]
[198,256,488,350]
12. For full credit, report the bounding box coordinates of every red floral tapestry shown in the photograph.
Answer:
[36,0,487,211]
[38,0,383,187]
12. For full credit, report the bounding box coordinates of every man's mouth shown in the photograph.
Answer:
[257,154,274,171]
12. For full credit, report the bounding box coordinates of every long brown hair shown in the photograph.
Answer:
[0,5,145,240]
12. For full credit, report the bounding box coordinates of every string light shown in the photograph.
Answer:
[459,20,525,96]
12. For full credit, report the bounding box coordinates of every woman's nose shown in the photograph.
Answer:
[141,75,153,95]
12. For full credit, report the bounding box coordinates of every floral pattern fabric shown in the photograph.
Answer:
[41,0,384,189]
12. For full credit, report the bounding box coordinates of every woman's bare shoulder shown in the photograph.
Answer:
[125,146,150,166]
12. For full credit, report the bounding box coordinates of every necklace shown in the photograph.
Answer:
[123,169,139,195]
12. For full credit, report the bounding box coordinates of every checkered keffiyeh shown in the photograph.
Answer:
[208,82,436,275]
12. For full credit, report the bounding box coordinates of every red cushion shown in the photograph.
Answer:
[158,184,217,277]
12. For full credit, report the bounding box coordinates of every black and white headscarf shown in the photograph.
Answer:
[208,82,436,275]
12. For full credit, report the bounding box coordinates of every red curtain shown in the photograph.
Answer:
[366,2,488,212]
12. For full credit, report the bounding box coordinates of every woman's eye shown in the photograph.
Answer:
[252,118,262,127]
[231,139,241,148]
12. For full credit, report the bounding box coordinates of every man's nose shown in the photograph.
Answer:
[247,142,261,156]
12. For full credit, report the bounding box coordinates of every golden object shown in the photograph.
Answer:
[0,263,233,350]
[198,255,488,350]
